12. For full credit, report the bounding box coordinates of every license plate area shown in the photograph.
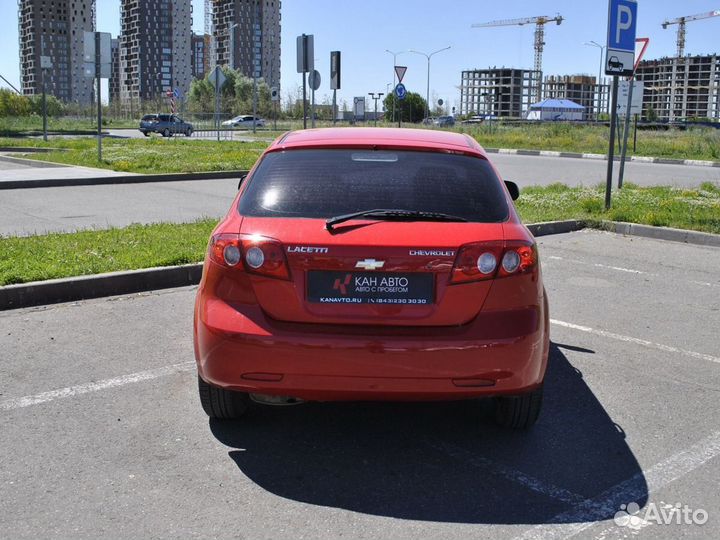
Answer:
[307,271,434,305]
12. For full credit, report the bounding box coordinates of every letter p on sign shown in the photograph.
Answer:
[616,5,633,44]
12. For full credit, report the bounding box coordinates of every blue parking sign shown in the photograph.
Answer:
[606,0,637,76]
[608,0,637,51]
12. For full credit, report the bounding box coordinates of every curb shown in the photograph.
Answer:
[0,155,69,169]
[594,221,720,247]
[1,221,718,311]
[484,148,720,168]
[0,169,249,190]
[0,147,56,153]
[0,264,203,311]
[526,220,586,237]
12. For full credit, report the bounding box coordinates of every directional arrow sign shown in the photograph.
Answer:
[394,66,407,83]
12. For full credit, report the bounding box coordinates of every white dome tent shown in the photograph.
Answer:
[526,99,585,121]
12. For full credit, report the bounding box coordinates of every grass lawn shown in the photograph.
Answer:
[0,116,137,135]
[0,137,267,174]
[1,183,718,286]
[458,123,720,161]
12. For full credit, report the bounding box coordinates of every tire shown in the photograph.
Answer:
[185,128,193,137]
[198,375,249,419]
[163,128,171,138]
[494,384,543,429]
[142,131,149,137]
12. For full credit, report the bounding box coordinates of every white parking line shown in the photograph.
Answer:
[0,361,195,412]
[546,255,654,276]
[514,430,720,540]
[428,441,586,506]
[550,319,720,365]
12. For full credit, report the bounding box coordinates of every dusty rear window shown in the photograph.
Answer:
[239,149,509,222]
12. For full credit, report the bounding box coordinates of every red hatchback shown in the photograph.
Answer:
[194,128,549,429]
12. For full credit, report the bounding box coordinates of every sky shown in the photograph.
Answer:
[1,0,719,110]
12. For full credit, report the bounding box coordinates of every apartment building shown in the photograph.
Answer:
[18,0,95,104]
[459,68,539,118]
[543,75,609,120]
[209,0,281,88]
[119,0,192,108]
[191,33,208,79]
[634,55,720,121]
[109,37,120,103]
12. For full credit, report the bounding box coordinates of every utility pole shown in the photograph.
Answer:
[95,32,102,161]
[41,35,47,141]
[252,0,258,134]
[385,50,405,124]
[605,76,619,210]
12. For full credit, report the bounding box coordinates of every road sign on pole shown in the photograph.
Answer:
[330,51,341,90]
[617,80,644,115]
[209,66,226,141]
[394,66,407,83]
[395,83,406,100]
[605,0,638,76]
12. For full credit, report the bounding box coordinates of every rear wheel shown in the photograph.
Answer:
[198,375,249,419]
[494,384,543,429]
[142,131,149,137]
[185,127,193,137]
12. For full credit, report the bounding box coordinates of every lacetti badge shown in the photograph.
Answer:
[355,259,385,270]
[286,246,329,254]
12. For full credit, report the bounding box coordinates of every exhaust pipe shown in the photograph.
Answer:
[250,393,305,406]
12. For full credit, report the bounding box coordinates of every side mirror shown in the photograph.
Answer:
[237,174,247,191]
[504,180,520,201]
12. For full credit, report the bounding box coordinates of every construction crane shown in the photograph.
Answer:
[472,15,563,102]
[662,10,720,58]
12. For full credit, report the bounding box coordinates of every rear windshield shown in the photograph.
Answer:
[238,149,509,222]
[141,115,157,121]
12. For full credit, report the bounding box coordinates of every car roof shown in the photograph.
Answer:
[270,127,486,157]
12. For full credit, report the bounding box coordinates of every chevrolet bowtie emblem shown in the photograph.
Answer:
[355,259,385,270]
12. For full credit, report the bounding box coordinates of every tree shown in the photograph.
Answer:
[383,92,427,123]
[187,67,274,117]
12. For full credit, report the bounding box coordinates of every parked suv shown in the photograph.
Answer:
[139,114,193,137]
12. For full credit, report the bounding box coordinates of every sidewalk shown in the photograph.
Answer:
[0,155,136,183]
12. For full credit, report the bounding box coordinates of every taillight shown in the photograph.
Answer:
[208,233,291,280]
[450,241,537,284]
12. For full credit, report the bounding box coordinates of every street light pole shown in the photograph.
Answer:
[385,49,405,123]
[584,41,606,121]
[409,46,451,122]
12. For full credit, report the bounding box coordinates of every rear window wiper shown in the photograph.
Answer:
[325,209,467,232]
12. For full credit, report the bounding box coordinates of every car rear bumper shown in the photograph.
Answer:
[194,296,549,402]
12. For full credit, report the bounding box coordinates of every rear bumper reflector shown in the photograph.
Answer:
[452,378,496,387]
[241,372,284,382]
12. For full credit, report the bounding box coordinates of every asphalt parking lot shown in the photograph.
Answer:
[1,230,718,539]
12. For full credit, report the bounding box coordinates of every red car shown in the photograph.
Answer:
[194,128,549,429]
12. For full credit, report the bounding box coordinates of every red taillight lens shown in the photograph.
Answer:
[450,241,504,283]
[208,233,291,280]
[450,241,537,284]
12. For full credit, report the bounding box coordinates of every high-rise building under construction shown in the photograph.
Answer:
[207,0,281,89]
[17,0,95,104]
